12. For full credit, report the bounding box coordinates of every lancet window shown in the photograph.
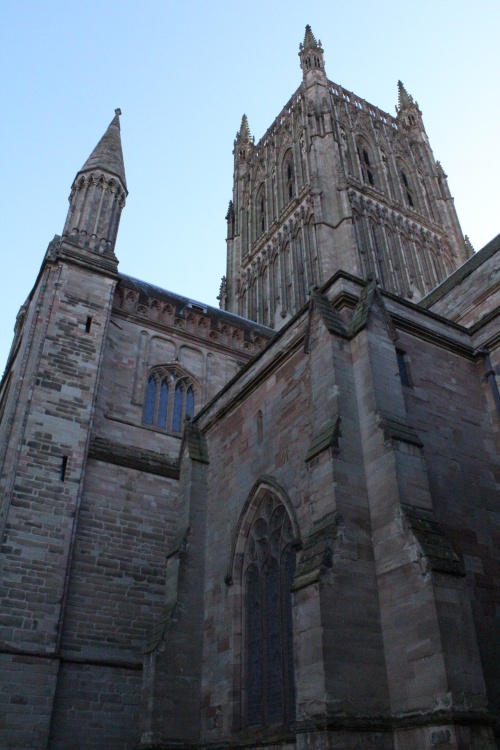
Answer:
[357,139,376,187]
[397,161,417,209]
[243,494,296,728]
[256,184,266,237]
[143,366,195,433]
[400,170,414,206]
[283,152,295,203]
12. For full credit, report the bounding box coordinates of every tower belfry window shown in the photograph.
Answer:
[256,184,266,236]
[286,161,294,200]
[357,142,376,187]
[400,171,414,207]
[363,149,374,185]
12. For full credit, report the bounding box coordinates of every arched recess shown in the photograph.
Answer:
[356,136,377,187]
[281,148,295,207]
[255,182,266,239]
[397,158,418,209]
[225,478,301,731]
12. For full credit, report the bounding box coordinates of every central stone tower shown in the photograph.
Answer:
[222,26,470,328]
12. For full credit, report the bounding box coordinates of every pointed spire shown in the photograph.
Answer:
[62,111,127,258]
[302,25,321,51]
[299,25,325,80]
[397,80,414,109]
[235,114,251,144]
[79,109,127,189]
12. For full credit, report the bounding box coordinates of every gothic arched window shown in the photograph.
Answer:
[282,151,295,205]
[356,139,376,187]
[400,170,414,206]
[397,160,417,209]
[256,184,266,237]
[143,366,196,433]
[243,494,296,728]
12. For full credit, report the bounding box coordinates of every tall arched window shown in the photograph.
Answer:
[397,160,417,209]
[256,184,266,237]
[370,221,386,288]
[143,366,196,433]
[243,494,296,728]
[357,139,376,187]
[272,253,280,321]
[283,243,292,312]
[295,229,307,307]
[283,152,294,202]
[249,277,257,321]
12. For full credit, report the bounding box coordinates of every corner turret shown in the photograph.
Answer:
[299,25,326,87]
[396,81,425,132]
[62,110,127,258]
[234,114,254,165]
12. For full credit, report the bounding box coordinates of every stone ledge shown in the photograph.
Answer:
[88,436,180,479]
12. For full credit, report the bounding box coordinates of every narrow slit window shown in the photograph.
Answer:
[85,316,93,333]
[396,349,412,387]
[59,456,68,482]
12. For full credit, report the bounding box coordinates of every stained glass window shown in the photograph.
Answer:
[172,382,183,432]
[158,380,169,427]
[244,495,295,728]
[143,367,195,433]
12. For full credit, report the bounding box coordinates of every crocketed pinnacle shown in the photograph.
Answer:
[79,109,127,189]
[436,161,447,178]
[397,81,414,109]
[302,24,321,50]
[236,114,251,143]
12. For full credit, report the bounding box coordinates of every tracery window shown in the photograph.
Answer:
[243,494,296,728]
[143,366,195,433]
[357,140,376,186]
[400,169,415,207]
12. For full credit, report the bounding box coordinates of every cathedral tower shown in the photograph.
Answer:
[223,27,471,327]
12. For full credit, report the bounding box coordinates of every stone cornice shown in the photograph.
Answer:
[88,436,180,479]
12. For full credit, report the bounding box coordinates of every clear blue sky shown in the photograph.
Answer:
[1,0,499,371]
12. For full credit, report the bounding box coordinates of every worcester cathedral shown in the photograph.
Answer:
[0,26,499,750]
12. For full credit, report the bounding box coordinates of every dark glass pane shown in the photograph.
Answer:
[246,565,262,727]
[186,386,195,420]
[282,546,296,722]
[265,558,283,723]
[144,377,156,424]
[172,383,183,432]
[397,349,411,387]
[158,380,169,427]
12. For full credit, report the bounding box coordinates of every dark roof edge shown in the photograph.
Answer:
[117,273,274,336]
